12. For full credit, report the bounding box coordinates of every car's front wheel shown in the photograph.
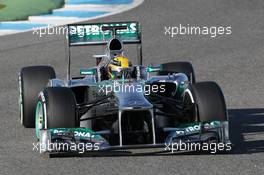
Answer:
[35,87,77,139]
[183,81,227,122]
[19,66,56,128]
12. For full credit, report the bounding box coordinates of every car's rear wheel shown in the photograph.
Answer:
[19,66,56,128]
[35,87,77,139]
[159,62,196,83]
[183,81,227,121]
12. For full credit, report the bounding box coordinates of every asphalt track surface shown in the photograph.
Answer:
[0,0,264,174]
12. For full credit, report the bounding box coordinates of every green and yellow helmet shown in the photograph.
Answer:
[108,56,129,79]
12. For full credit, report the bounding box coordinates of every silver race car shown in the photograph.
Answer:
[19,21,230,155]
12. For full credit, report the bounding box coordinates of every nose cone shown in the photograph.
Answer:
[114,83,153,110]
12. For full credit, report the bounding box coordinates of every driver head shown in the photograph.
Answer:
[108,56,130,79]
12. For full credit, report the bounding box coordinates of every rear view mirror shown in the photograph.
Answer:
[80,68,96,75]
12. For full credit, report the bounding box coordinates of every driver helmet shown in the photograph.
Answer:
[108,56,129,79]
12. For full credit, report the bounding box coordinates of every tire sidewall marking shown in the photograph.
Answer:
[18,73,23,125]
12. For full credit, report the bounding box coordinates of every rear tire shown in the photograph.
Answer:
[159,62,196,83]
[184,82,227,121]
[35,87,77,138]
[19,66,56,128]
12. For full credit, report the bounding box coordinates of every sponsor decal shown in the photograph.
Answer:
[69,23,137,36]
[74,131,94,138]
[174,121,219,136]
[68,22,140,45]
[52,129,95,138]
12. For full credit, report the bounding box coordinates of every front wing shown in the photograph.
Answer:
[38,121,230,155]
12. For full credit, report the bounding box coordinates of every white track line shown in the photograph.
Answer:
[0,0,144,36]
[56,4,129,11]
[28,17,81,25]
[0,30,22,35]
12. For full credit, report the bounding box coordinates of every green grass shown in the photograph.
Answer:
[0,0,64,21]
[0,4,6,10]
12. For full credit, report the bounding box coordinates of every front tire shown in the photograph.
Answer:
[19,66,56,128]
[184,81,227,121]
[35,87,77,139]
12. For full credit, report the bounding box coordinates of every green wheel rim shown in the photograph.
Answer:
[35,101,44,139]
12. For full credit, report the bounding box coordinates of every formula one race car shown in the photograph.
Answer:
[19,21,230,155]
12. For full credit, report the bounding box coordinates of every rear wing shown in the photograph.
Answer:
[67,21,141,46]
[65,21,143,80]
